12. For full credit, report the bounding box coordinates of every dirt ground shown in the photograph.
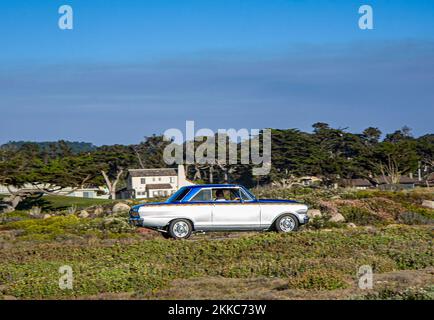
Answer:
[78,268,434,300]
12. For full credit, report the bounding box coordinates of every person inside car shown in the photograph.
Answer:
[214,189,227,201]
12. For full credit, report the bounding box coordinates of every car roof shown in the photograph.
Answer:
[185,184,240,189]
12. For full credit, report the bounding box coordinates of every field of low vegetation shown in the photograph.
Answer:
[0,188,433,300]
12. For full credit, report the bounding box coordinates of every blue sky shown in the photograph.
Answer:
[1,0,433,145]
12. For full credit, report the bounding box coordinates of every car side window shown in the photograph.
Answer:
[212,188,241,202]
[189,189,212,202]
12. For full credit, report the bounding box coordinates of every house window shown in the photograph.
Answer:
[83,191,93,198]
[158,177,161,181]
[141,178,146,184]
[152,178,156,182]
[170,177,174,183]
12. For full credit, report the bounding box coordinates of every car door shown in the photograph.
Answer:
[186,188,213,230]
[211,188,261,230]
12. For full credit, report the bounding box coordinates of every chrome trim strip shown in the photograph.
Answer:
[138,202,298,207]
[195,224,265,231]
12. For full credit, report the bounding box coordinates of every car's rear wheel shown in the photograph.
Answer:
[168,219,193,239]
[275,214,299,232]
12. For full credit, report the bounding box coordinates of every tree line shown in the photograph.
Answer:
[0,123,432,209]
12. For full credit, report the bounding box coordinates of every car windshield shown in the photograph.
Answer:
[166,187,190,203]
[239,188,253,201]
[241,187,256,200]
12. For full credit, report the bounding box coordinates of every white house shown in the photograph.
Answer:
[125,165,194,199]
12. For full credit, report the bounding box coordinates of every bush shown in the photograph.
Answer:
[285,269,349,290]
[402,204,434,220]
[3,215,82,240]
[362,286,434,300]
[99,217,136,233]
[0,211,30,224]
[1,215,136,241]
[340,206,385,225]
[343,189,433,203]
[397,212,433,225]
[307,217,345,230]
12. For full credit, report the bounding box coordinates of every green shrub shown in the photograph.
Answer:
[341,206,385,225]
[307,217,345,229]
[397,212,433,225]
[0,211,31,224]
[99,217,136,233]
[402,204,434,220]
[362,286,434,300]
[3,215,82,239]
[285,269,349,290]
[342,190,378,200]
[1,215,135,241]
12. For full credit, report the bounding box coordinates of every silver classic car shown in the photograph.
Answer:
[129,184,309,239]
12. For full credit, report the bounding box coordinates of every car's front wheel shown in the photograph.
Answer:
[275,214,299,232]
[168,219,193,239]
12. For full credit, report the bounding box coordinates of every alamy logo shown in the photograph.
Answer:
[59,265,73,290]
[58,5,73,30]
[358,265,373,289]
[359,5,374,30]
[163,121,271,176]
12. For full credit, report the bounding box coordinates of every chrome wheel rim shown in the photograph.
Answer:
[279,216,295,232]
[173,221,189,238]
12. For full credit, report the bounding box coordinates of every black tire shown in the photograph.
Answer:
[168,219,193,239]
[161,231,172,239]
[275,214,299,232]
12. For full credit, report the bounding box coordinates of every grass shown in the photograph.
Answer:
[1,188,433,300]
[361,286,434,300]
[0,225,432,299]
[0,195,119,227]
[15,195,116,212]
[0,214,137,241]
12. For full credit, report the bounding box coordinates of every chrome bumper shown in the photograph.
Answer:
[129,216,143,226]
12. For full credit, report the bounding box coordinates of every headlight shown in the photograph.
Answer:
[129,206,140,217]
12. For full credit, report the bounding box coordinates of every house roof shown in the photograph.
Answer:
[128,168,177,177]
[299,176,322,181]
[376,176,417,184]
[146,183,174,190]
[341,178,373,187]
